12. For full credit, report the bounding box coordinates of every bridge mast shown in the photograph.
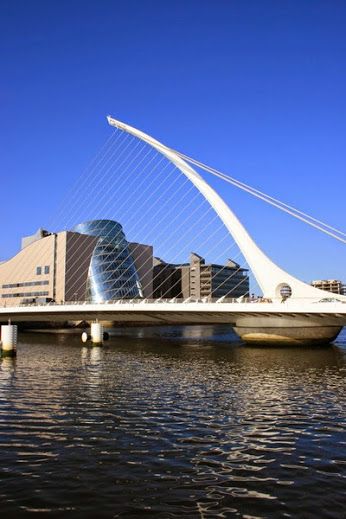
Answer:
[107,116,345,303]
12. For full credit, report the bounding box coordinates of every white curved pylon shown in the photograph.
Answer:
[107,116,346,302]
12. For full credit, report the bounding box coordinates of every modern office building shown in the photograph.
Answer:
[73,220,143,301]
[311,279,345,296]
[0,221,248,305]
[0,229,98,305]
[153,252,249,299]
[152,258,189,299]
[188,252,249,299]
[0,220,153,305]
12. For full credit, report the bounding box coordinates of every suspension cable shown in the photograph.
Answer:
[173,150,346,245]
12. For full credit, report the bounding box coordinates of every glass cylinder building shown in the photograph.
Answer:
[73,220,143,302]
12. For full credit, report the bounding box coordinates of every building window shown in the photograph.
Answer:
[2,280,49,289]
[2,291,49,298]
[36,266,42,275]
[44,266,50,275]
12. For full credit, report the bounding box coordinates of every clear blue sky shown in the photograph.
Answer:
[1,0,345,285]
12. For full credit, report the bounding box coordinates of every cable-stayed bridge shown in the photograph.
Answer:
[1,116,345,348]
[1,299,345,346]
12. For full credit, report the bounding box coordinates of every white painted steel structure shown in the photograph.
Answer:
[0,300,345,326]
[107,116,346,303]
[1,117,345,345]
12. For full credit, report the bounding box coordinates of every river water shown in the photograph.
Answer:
[0,325,345,518]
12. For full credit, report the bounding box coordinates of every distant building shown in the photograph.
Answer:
[153,252,249,299]
[152,258,188,299]
[0,230,98,305]
[1,222,249,305]
[311,279,345,296]
[0,220,153,305]
[188,252,249,299]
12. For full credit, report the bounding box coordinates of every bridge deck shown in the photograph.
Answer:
[1,301,346,325]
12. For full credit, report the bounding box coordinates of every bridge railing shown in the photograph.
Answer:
[1,296,253,308]
[0,296,345,308]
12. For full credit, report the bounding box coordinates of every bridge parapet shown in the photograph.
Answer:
[1,295,346,309]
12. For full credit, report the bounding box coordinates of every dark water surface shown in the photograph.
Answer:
[0,325,345,518]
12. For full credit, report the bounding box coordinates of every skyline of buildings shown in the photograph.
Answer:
[1,219,344,307]
[153,253,249,300]
[0,219,251,305]
[311,279,346,296]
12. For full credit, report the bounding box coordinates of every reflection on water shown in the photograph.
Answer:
[0,325,345,518]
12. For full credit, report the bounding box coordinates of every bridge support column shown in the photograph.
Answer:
[90,322,104,346]
[234,315,342,346]
[1,323,18,357]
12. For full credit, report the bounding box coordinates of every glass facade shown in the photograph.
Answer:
[73,220,143,302]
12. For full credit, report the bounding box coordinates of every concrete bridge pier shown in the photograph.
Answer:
[1,322,18,357]
[234,315,342,346]
[90,322,104,345]
[81,321,109,346]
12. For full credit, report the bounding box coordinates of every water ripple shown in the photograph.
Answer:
[0,326,345,517]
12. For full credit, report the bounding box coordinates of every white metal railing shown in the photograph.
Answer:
[0,295,345,309]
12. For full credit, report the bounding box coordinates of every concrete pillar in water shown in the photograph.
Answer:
[1,324,18,357]
[234,315,342,346]
[90,322,104,345]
